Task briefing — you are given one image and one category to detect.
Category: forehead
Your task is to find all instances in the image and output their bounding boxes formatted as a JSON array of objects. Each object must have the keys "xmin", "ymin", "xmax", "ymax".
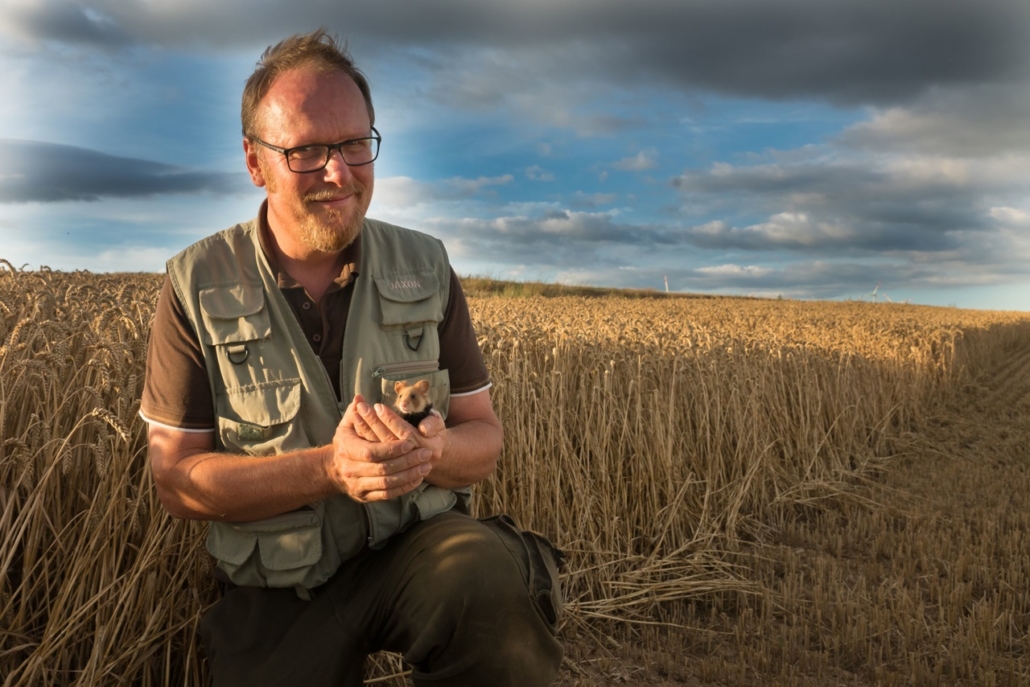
[{"xmin": 257, "ymin": 68, "xmax": 369, "ymax": 144}]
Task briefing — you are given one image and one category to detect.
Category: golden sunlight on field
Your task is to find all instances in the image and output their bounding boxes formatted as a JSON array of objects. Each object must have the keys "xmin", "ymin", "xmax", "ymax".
[{"xmin": 2, "ymin": 265, "xmax": 1029, "ymax": 685}]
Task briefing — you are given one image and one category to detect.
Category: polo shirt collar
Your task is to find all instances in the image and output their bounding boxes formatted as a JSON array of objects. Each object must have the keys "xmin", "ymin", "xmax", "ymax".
[{"xmin": 255, "ymin": 200, "xmax": 362, "ymax": 291}]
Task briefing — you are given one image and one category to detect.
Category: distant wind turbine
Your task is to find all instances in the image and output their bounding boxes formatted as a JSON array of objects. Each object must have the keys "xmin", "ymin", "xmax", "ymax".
[{"xmin": 872, "ymin": 283, "xmax": 910, "ymax": 305}]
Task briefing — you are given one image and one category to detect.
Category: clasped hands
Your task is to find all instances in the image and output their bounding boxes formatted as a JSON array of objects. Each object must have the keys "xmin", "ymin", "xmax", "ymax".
[{"xmin": 327, "ymin": 394, "xmax": 445, "ymax": 503}]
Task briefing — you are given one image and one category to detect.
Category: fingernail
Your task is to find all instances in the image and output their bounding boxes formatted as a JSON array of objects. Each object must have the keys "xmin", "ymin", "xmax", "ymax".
[
  {"xmin": 419, "ymin": 449, "xmax": 431, "ymax": 462},
  {"xmin": 402, "ymin": 441, "xmax": 414, "ymax": 452},
  {"xmin": 418, "ymin": 462, "xmax": 432, "ymax": 474},
  {"xmin": 357, "ymin": 402, "xmax": 369, "ymax": 415},
  {"xmin": 374, "ymin": 404, "xmax": 385, "ymax": 416}
]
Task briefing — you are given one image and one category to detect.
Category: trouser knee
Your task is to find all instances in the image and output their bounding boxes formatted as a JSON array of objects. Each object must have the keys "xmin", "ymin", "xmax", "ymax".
[{"xmin": 397, "ymin": 513, "xmax": 564, "ymax": 685}]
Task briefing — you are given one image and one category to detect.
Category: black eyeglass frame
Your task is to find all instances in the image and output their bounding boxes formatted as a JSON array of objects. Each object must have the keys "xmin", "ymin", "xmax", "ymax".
[{"xmin": 248, "ymin": 127, "xmax": 382, "ymax": 173}]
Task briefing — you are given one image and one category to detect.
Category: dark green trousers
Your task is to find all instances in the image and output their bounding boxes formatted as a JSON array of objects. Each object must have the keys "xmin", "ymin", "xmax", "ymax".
[{"xmin": 199, "ymin": 511, "xmax": 564, "ymax": 686}]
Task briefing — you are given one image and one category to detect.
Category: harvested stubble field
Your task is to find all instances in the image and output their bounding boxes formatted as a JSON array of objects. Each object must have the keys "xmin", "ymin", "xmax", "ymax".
[{"xmin": 2, "ymin": 265, "xmax": 1030, "ymax": 686}]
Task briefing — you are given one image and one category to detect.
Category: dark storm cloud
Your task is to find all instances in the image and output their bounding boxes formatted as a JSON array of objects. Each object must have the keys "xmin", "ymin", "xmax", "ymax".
[
  {"xmin": 679, "ymin": 217, "xmax": 954, "ymax": 253},
  {"xmin": 671, "ymin": 156, "xmax": 1010, "ymax": 253},
  {"xmin": 10, "ymin": 0, "xmax": 1030, "ymax": 105},
  {"xmin": 3, "ymin": 0, "xmax": 129, "ymax": 48},
  {"xmin": 453, "ymin": 210, "xmax": 675, "ymax": 249},
  {"xmin": 836, "ymin": 87, "xmax": 1030, "ymax": 157},
  {"xmin": 422, "ymin": 210, "xmax": 682, "ymax": 267},
  {"xmin": 0, "ymin": 140, "xmax": 249, "ymax": 203}
]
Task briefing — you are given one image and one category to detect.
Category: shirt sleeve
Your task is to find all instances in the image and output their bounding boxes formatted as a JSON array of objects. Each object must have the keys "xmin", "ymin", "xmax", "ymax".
[
  {"xmin": 139, "ymin": 276, "xmax": 217, "ymax": 430},
  {"xmin": 437, "ymin": 269, "xmax": 491, "ymax": 395}
]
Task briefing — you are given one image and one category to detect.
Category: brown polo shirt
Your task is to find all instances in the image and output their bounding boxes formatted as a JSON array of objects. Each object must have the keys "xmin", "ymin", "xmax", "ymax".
[{"xmin": 141, "ymin": 212, "xmax": 490, "ymax": 431}]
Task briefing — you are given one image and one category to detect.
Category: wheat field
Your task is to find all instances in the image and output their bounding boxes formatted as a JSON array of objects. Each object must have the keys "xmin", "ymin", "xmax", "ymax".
[{"xmin": 2, "ymin": 264, "xmax": 1029, "ymax": 685}]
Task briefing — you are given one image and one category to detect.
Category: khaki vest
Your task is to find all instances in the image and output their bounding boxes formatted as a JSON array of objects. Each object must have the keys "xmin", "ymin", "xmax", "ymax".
[{"xmin": 166, "ymin": 217, "xmax": 469, "ymax": 590}]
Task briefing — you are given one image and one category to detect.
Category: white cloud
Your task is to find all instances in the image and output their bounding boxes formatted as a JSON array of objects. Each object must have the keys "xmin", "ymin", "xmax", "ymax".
[
  {"xmin": 571, "ymin": 191, "xmax": 616, "ymax": 207},
  {"xmin": 371, "ymin": 176, "xmax": 434, "ymax": 209},
  {"xmin": 691, "ymin": 220, "xmax": 730, "ymax": 235},
  {"xmin": 696, "ymin": 264, "xmax": 774, "ymax": 278},
  {"xmin": 613, "ymin": 148, "xmax": 658, "ymax": 171},
  {"xmin": 990, "ymin": 206, "xmax": 1030, "ymax": 227},
  {"xmin": 745, "ymin": 213, "xmax": 854, "ymax": 246},
  {"xmin": 525, "ymin": 165, "xmax": 554, "ymax": 181},
  {"xmin": 838, "ymin": 88, "xmax": 1030, "ymax": 158},
  {"xmin": 538, "ymin": 210, "xmax": 619, "ymax": 236},
  {"xmin": 445, "ymin": 174, "xmax": 513, "ymax": 195},
  {"xmin": 883, "ymin": 157, "xmax": 972, "ymax": 187}
]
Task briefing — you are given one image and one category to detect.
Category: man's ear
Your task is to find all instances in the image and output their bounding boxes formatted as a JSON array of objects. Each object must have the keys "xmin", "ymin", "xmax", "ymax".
[{"xmin": 243, "ymin": 138, "xmax": 267, "ymax": 188}]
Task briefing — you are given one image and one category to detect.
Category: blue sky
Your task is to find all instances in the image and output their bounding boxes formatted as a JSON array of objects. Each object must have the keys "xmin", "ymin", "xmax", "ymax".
[{"xmin": 2, "ymin": 0, "xmax": 1029, "ymax": 310}]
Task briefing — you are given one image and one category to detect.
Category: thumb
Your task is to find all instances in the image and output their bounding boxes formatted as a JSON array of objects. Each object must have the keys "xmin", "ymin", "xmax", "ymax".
[{"xmin": 418, "ymin": 411, "xmax": 445, "ymax": 436}]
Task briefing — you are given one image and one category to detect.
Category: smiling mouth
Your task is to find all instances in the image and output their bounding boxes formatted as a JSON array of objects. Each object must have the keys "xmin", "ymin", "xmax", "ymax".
[
  {"xmin": 304, "ymin": 188, "xmax": 359, "ymax": 206},
  {"xmin": 308, "ymin": 194, "xmax": 351, "ymax": 206}
]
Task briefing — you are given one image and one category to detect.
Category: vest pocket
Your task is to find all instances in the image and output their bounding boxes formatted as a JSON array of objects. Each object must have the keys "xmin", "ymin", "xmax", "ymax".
[
  {"xmin": 206, "ymin": 508, "xmax": 326, "ymax": 588},
  {"xmin": 198, "ymin": 283, "xmax": 271, "ymax": 345},
  {"xmin": 376, "ymin": 366, "xmax": 451, "ymax": 420},
  {"xmin": 480, "ymin": 514, "xmax": 565, "ymax": 633},
  {"xmin": 373, "ymin": 273, "xmax": 443, "ymax": 328},
  {"xmin": 411, "ymin": 483, "xmax": 456, "ymax": 520},
  {"xmin": 216, "ymin": 378, "xmax": 303, "ymax": 455}
]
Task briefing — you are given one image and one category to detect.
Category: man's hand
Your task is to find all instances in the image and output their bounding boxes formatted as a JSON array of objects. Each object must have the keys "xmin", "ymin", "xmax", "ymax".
[
  {"xmin": 351, "ymin": 396, "xmax": 447, "ymax": 464},
  {"xmin": 337, "ymin": 388, "xmax": 502, "ymax": 493},
  {"xmin": 327, "ymin": 394, "xmax": 436, "ymax": 502}
]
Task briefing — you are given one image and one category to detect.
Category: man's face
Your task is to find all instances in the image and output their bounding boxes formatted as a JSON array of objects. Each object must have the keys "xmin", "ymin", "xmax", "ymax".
[{"xmin": 245, "ymin": 68, "xmax": 374, "ymax": 256}]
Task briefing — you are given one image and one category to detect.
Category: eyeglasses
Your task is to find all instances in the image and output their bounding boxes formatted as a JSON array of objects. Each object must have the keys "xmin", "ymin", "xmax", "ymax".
[{"xmin": 250, "ymin": 127, "xmax": 381, "ymax": 173}]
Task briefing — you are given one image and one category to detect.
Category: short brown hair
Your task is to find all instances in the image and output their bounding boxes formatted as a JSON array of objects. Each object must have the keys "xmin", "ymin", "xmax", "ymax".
[{"xmin": 241, "ymin": 28, "xmax": 375, "ymax": 139}]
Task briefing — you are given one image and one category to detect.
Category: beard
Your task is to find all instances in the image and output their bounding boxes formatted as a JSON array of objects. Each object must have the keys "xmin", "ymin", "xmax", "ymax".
[
  {"xmin": 259, "ymin": 155, "xmax": 370, "ymax": 255},
  {"xmin": 297, "ymin": 187, "xmax": 366, "ymax": 253}
]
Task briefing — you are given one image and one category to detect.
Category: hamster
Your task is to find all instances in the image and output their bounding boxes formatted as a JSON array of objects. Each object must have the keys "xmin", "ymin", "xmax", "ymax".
[{"xmin": 392, "ymin": 379, "xmax": 434, "ymax": 426}]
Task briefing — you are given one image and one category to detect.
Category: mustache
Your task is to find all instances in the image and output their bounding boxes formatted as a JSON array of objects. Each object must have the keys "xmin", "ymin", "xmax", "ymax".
[{"xmin": 303, "ymin": 186, "xmax": 362, "ymax": 203}]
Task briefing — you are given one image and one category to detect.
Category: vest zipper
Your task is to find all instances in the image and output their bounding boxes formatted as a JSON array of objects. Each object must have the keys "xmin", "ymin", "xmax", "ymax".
[{"xmin": 371, "ymin": 360, "xmax": 440, "ymax": 378}]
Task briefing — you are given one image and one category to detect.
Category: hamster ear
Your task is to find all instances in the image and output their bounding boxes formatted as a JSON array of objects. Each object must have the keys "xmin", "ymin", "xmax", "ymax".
[
  {"xmin": 394, "ymin": 381, "xmax": 405, "ymax": 393},
  {"xmin": 415, "ymin": 379, "xmax": 430, "ymax": 393}
]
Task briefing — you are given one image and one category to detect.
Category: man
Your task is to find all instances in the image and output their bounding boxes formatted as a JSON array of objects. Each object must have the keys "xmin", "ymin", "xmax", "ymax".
[{"xmin": 141, "ymin": 29, "xmax": 563, "ymax": 686}]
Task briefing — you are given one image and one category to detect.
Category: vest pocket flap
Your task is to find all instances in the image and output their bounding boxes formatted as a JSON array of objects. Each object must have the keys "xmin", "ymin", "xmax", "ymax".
[
  {"xmin": 374, "ymin": 273, "xmax": 439, "ymax": 302},
  {"xmin": 221, "ymin": 378, "xmax": 301, "ymax": 428},
  {"xmin": 206, "ymin": 525, "xmax": 258, "ymax": 567},
  {"xmin": 199, "ymin": 283, "xmax": 271, "ymax": 344},
  {"xmin": 235, "ymin": 510, "xmax": 324, "ymax": 572},
  {"xmin": 373, "ymin": 273, "xmax": 442, "ymax": 326},
  {"xmin": 411, "ymin": 483, "xmax": 457, "ymax": 521}
]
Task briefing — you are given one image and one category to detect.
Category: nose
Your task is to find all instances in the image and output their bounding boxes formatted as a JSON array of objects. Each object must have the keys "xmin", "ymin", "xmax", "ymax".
[{"xmin": 322, "ymin": 148, "xmax": 354, "ymax": 184}]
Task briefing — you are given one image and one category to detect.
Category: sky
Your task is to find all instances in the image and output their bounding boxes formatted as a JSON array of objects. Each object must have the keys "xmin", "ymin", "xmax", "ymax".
[{"xmin": 1, "ymin": 0, "xmax": 1029, "ymax": 310}]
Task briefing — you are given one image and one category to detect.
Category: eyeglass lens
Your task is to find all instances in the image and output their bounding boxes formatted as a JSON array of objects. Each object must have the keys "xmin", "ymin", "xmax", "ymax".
[{"xmin": 287, "ymin": 138, "xmax": 379, "ymax": 172}]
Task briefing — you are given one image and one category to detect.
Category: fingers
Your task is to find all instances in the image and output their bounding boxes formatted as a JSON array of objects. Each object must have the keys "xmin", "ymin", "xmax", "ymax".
[
  {"xmin": 358, "ymin": 401, "xmax": 418, "ymax": 443},
  {"xmin": 340, "ymin": 395, "xmax": 391, "ymax": 443},
  {"xmin": 355, "ymin": 476, "xmax": 423, "ymax": 503},
  {"xmin": 350, "ymin": 401, "xmax": 380, "ymax": 442},
  {"xmin": 332, "ymin": 399, "xmax": 433, "ymax": 503},
  {"xmin": 338, "ymin": 446, "xmax": 434, "ymax": 503},
  {"xmin": 417, "ymin": 410, "xmax": 445, "ymax": 437}
]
